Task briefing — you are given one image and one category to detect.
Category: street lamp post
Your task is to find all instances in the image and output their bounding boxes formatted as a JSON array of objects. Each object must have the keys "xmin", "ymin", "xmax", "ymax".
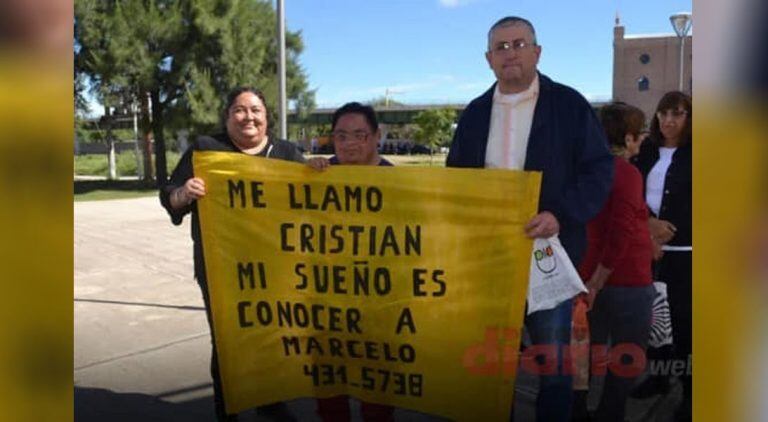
[
  {"xmin": 669, "ymin": 12, "xmax": 692, "ymax": 92},
  {"xmin": 277, "ymin": 0, "xmax": 287, "ymax": 140}
]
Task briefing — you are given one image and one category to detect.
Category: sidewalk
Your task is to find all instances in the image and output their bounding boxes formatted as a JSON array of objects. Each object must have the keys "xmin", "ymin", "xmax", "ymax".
[
  {"xmin": 75, "ymin": 196, "xmax": 217, "ymax": 419},
  {"xmin": 74, "ymin": 197, "xmax": 677, "ymax": 421}
]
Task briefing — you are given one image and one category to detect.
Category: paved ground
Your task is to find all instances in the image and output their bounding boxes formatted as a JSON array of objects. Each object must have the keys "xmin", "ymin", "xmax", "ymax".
[{"xmin": 74, "ymin": 196, "xmax": 679, "ymax": 421}]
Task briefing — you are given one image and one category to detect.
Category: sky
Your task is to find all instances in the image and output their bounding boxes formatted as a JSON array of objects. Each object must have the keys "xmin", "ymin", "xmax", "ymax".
[
  {"xmin": 82, "ymin": 0, "xmax": 693, "ymax": 115},
  {"xmin": 285, "ymin": 0, "xmax": 693, "ymax": 107}
]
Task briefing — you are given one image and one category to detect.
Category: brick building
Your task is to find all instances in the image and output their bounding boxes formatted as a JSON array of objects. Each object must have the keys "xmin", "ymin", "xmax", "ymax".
[{"xmin": 612, "ymin": 15, "xmax": 692, "ymax": 120}]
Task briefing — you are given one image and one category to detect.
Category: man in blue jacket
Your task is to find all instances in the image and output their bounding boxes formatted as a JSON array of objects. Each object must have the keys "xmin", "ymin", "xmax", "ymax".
[{"xmin": 446, "ymin": 16, "xmax": 613, "ymax": 421}]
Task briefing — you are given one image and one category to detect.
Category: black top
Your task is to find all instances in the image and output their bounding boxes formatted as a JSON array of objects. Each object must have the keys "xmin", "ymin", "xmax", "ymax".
[
  {"xmin": 631, "ymin": 139, "xmax": 692, "ymax": 247},
  {"xmin": 159, "ymin": 133, "xmax": 305, "ymax": 285}
]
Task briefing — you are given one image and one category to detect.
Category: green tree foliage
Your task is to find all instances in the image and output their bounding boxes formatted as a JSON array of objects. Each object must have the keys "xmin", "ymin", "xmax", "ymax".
[
  {"xmin": 413, "ymin": 108, "xmax": 457, "ymax": 154},
  {"xmin": 288, "ymin": 88, "xmax": 317, "ymax": 140},
  {"xmin": 74, "ymin": 72, "xmax": 91, "ymax": 118},
  {"xmin": 75, "ymin": 0, "xmax": 314, "ymax": 183}
]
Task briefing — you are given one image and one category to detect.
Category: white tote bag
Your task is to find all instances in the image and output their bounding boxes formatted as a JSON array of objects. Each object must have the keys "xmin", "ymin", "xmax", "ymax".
[{"xmin": 527, "ymin": 235, "xmax": 587, "ymax": 314}]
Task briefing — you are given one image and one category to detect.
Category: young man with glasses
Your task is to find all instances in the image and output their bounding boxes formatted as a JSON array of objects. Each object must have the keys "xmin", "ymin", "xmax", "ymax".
[
  {"xmin": 309, "ymin": 102, "xmax": 392, "ymax": 169},
  {"xmin": 307, "ymin": 101, "xmax": 393, "ymax": 421},
  {"xmin": 446, "ymin": 16, "xmax": 614, "ymax": 421}
]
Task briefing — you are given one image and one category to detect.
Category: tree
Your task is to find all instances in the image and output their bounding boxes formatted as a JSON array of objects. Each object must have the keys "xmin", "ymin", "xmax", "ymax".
[
  {"xmin": 288, "ymin": 88, "xmax": 317, "ymax": 141},
  {"xmin": 413, "ymin": 108, "xmax": 457, "ymax": 159},
  {"xmin": 75, "ymin": 0, "xmax": 314, "ymax": 185},
  {"xmin": 74, "ymin": 71, "xmax": 91, "ymax": 118}
]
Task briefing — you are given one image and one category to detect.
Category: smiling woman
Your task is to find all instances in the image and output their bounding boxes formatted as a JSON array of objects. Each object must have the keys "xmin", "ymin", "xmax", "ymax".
[
  {"xmin": 158, "ymin": 86, "xmax": 305, "ymax": 421},
  {"xmin": 224, "ymin": 89, "xmax": 271, "ymax": 154}
]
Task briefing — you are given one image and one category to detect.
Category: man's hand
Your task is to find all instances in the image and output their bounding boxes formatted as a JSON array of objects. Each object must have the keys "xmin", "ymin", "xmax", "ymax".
[
  {"xmin": 525, "ymin": 211, "xmax": 560, "ymax": 238},
  {"xmin": 649, "ymin": 217, "xmax": 676, "ymax": 244}
]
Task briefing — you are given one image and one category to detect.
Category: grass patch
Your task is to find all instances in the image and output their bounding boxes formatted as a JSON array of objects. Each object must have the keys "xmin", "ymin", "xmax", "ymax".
[
  {"xmin": 74, "ymin": 151, "xmax": 182, "ymax": 176},
  {"xmin": 74, "ymin": 189, "xmax": 158, "ymax": 202},
  {"xmin": 74, "ymin": 179, "xmax": 158, "ymax": 202}
]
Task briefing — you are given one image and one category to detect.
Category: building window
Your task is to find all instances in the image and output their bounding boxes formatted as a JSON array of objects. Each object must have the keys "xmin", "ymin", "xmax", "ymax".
[
  {"xmin": 639, "ymin": 53, "xmax": 650, "ymax": 64},
  {"xmin": 638, "ymin": 76, "xmax": 649, "ymax": 91}
]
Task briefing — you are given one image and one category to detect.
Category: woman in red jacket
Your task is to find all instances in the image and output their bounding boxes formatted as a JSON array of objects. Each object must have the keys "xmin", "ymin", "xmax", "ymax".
[{"xmin": 578, "ymin": 102, "xmax": 656, "ymax": 421}]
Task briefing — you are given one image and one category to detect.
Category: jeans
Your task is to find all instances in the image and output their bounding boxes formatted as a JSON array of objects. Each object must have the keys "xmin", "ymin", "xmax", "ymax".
[{"xmin": 523, "ymin": 298, "xmax": 574, "ymax": 422}]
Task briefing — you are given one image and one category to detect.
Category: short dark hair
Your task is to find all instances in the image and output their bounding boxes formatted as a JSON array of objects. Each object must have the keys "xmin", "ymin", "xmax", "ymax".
[
  {"xmin": 488, "ymin": 16, "xmax": 537, "ymax": 51},
  {"xmin": 649, "ymin": 91, "xmax": 692, "ymax": 147},
  {"xmin": 599, "ymin": 102, "xmax": 646, "ymax": 152},
  {"xmin": 331, "ymin": 102, "xmax": 379, "ymax": 132},
  {"xmin": 220, "ymin": 86, "xmax": 269, "ymax": 132}
]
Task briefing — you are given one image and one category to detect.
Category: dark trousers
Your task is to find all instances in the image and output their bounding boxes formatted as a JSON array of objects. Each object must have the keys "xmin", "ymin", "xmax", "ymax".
[
  {"xmin": 198, "ymin": 279, "xmax": 237, "ymax": 421},
  {"xmin": 316, "ymin": 395, "xmax": 394, "ymax": 421},
  {"xmin": 589, "ymin": 284, "xmax": 654, "ymax": 421},
  {"xmin": 659, "ymin": 251, "xmax": 692, "ymax": 416},
  {"xmin": 209, "ymin": 342, "xmax": 236, "ymax": 421}
]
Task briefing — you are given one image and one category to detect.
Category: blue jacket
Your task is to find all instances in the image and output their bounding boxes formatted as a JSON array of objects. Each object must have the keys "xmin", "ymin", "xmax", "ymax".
[{"xmin": 446, "ymin": 73, "xmax": 613, "ymax": 265}]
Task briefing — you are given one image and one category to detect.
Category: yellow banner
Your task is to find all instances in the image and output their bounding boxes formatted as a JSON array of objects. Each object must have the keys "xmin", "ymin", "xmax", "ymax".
[{"xmin": 194, "ymin": 151, "xmax": 541, "ymax": 421}]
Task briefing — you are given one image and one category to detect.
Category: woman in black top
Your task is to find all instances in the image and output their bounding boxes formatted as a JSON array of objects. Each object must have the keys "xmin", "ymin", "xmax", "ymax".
[
  {"xmin": 632, "ymin": 91, "xmax": 692, "ymax": 421},
  {"xmin": 159, "ymin": 86, "xmax": 304, "ymax": 421}
]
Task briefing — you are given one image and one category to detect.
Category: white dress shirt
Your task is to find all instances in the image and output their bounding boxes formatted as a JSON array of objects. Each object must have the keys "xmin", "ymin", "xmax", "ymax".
[{"xmin": 485, "ymin": 75, "xmax": 540, "ymax": 170}]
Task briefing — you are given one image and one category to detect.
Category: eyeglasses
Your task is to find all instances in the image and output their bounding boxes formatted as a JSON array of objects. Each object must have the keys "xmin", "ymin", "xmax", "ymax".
[
  {"xmin": 491, "ymin": 39, "xmax": 535, "ymax": 53},
  {"xmin": 331, "ymin": 130, "xmax": 371, "ymax": 143},
  {"xmin": 656, "ymin": 109, "xmax": 688, "ymax": 120}
]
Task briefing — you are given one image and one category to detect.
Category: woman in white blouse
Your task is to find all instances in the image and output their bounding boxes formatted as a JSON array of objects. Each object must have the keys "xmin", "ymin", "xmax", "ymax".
[{"xmin": 631, "ymin": 91, "xmax": 692, "ymax": 422}]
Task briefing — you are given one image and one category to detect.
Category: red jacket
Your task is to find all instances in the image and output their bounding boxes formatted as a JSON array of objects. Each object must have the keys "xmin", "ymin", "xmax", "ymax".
[{"xmin": 578, "ymin": 157, "xmax": 652, "ymax": 287}]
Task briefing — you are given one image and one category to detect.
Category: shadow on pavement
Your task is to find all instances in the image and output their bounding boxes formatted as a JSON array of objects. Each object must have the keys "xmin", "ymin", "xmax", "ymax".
[
  {"xmin": 74, "ymin": 298, "xmax": 205, "ymax": 312},
  {"xmin": 75, "ymin": 377, "xmax": 677, "ymax": 421},
  {"xmin": 75, "ymin": 387, "xmax": 215, "ymax": 422}
]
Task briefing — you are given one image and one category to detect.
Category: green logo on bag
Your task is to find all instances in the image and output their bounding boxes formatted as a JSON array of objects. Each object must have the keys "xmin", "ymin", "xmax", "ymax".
[{"xmin": 534, "ymin": 244, "xmax": 557, "ymax": 274}]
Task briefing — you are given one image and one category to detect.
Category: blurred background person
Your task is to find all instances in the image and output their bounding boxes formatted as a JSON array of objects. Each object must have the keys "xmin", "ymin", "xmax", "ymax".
[
  {"xmin": 160, "ymin": 86, "xmax": 304, "ymax": 421},
  {"xmin": 575, "ymin": 102, "xmax": 655, "ymax": 422},
  {"xmin": 0, "ymin": 0, "xmax": 71, "ymax": 53},
  {"xmin": 631, "ymin": 91, "xmax": 692, "ymax": 422}
]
